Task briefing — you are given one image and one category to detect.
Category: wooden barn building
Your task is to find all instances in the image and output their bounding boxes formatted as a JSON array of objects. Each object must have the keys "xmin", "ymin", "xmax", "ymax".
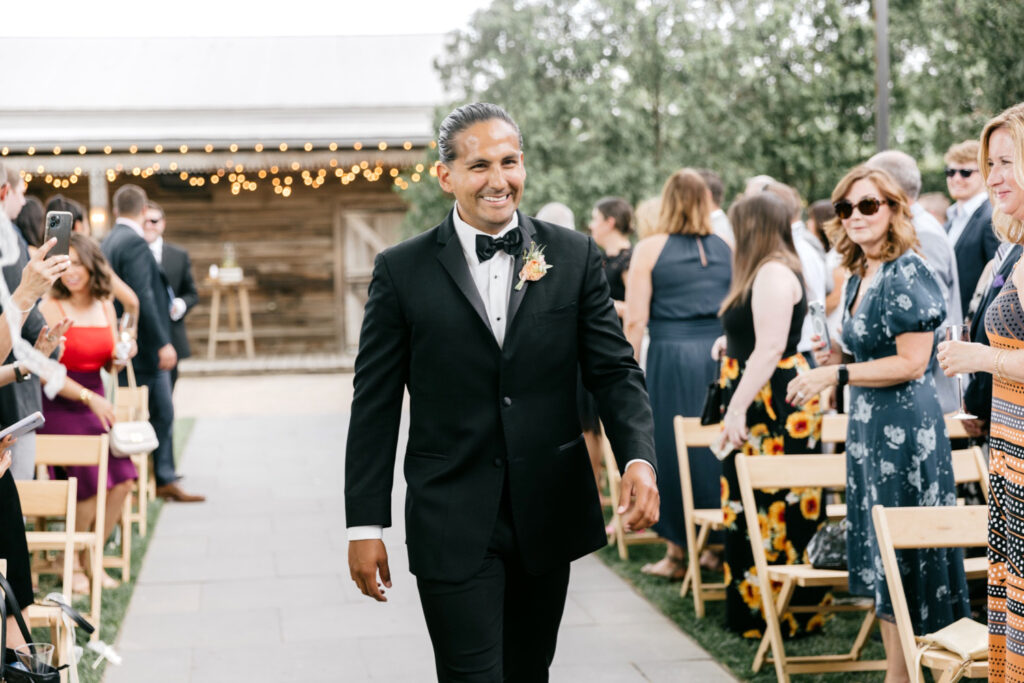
[{"xmin": 0, "ymin": 35, "xmax": 447, "ymax": 357}]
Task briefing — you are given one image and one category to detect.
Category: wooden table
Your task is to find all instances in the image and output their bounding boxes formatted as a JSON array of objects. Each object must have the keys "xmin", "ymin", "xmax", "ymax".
[{"xmin": 205, "ymin": 277, "xmax": 256, "ymax": 359}]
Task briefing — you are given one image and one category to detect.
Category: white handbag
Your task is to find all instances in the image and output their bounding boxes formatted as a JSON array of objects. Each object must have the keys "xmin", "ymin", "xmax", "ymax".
[{"xmin": 108, "ymin": 363, "xmax": 158, "ymax": 458}]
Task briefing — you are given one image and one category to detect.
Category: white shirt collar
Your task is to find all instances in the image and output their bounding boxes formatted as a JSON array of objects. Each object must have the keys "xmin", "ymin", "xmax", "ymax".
[
  {"xmin": 451, "ymin": 203, "xmax": 520, "ymax": 267},
  {"xmin": 117, "ymin": 216, "xmax": 145, "ymax": 239},
  {"xmin": 149, "ymin": 236, "xmax": 163, "ymax": 262},
  {"xmin": 711, "ymin": 208, "xmax": 725, "ymax": 219},
  {"xmin": 948, "ymin": 190, "xmax": 988, "ymax": 221}
]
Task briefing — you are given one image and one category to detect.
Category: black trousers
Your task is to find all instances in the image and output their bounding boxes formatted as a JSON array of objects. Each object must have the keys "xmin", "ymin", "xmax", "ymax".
[
  {"xmin": 416, "ymin": 478, "xmax": 570, "ymax": 682},
  {"xmin": 124, "ymin": 368, "xmax": 176, "ymax": 486}
]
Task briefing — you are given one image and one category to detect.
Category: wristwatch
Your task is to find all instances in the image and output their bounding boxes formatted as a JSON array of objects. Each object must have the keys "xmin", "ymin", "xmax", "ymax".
[
  {"xmin": 836, "ymin": 364, "xmax": 849, "ymax": 388},
  {"xmin": 13, "ymin": 361, "xmax": 30, "ymax": 383}
]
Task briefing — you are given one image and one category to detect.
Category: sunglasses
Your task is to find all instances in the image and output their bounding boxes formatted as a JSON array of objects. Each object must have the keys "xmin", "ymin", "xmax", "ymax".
[
  {"xmin": 145, "ymin": 217, "xmax": 163, "ymax": 224},
  {"xmin": 833, "ymin": 197, "xmax": 890, "ymax": 219},
  {"xmin": 945, "ymin": 168, "xmax": 977, "ymax": 179}
]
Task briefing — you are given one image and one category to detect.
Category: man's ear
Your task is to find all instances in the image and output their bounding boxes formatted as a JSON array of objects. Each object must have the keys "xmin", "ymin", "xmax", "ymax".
[
  {"xmin": 0, "ymin": 184, "xmax": 7, "ymax": 201},
  {"xmin": 436, "ymin": 161, "xmax": 453, "ymax": 194}
]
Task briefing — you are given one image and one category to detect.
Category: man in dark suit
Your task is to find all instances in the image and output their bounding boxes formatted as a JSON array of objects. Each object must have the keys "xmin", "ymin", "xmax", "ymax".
[
  {"xmin": 944, "ymin": 139, "xmax": 1001, "ymax": 308},
  {"xmin": 963, "ymin": 243, "xmax": 1023, "ymax": 437},
  {"xmin": 102, "ymin": 185, "xmax": 203, "ymax": 503},
  {"xmin": 143, "ymin": 201, "xmax": 198, "ymax": 389},
  {"xmin": 345, "ymin": 103, "xmax": 659, "ymax": 682}
]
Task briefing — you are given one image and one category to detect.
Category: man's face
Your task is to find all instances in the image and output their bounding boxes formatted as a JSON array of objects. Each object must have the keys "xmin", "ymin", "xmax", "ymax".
[
  {"xmin": 946, "ymin": 161, "xmax": 984, "ymax": 202},
  {"xmin": 0, "ymin": 179, "xmax": 26, "ymax": 221},
  {"xmin": 143, "ymin": 208, "xmax": 165, "ymax": 244},
  {"xmin": 436, "ymin": 119, "xmax": 525, "ymax": 234}
]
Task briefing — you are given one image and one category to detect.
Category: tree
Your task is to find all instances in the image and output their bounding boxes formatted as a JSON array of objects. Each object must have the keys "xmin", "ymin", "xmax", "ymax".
[{"xmin": 398, "ymin": 0, "xmax": 1017, "ymax": 232}]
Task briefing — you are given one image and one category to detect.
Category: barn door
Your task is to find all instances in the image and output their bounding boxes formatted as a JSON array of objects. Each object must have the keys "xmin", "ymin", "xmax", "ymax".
[{"xmin": 335, "ymin": 209, "xmax": 403, "ymax": 351}]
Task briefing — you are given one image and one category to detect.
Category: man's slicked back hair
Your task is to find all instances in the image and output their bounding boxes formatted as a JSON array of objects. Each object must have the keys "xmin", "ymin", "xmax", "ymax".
[
  {"xmin": 113, "ymin": 184, "xmax": 147, "ymax": 218},
  {"xmin": 437, "ymin": 102, "xmax": 523, "ymax": 164}
]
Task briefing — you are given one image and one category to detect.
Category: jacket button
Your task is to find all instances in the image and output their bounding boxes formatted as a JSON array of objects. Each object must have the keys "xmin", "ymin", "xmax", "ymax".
[
  {"xmin": 503, "ymin": 397, "xmax": 512, "ymax": 406},
  {"xmin": 493, "ymin": 458, "xmax": 504, "ymax": 467}
]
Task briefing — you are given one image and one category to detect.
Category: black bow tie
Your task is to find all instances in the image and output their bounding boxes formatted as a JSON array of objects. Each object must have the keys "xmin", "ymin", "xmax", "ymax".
[{"xmin": 475, "ymin": 229, "xmax": 522, "ymax": 262}]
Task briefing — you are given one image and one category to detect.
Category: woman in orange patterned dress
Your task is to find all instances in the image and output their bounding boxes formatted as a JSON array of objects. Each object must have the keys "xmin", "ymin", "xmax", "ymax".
[{"xmin": 938, "ymin": 102, "xmax": 1024, "ymax": 683}]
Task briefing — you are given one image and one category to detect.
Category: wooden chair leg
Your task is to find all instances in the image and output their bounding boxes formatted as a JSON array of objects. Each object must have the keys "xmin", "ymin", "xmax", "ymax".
[
  {"xmin": 848, "ymin": 609, "xmax": 876, "ymax": 660},
  {"xmin": 683, "ymin": 522, "xmax": 711, "ymax": 615},
  {"xmin": 754, "ymin": 576, "xmax": 796, "ymax": 673}
]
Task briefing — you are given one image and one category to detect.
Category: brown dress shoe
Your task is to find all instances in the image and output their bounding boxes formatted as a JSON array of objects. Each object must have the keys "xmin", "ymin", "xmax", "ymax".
[{"xmin": 156, "ymin": 483, "xmax": 206, "ymax": 502}]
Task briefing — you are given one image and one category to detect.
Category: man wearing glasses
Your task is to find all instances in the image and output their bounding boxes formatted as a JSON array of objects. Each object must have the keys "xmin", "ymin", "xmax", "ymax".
[
  {"xmin": 944, "ymin": 139, "xmax": 999, "ymax": 308},
  {"xmin": 143, "ymin": 201, "xmax": 198, "ymax": 389}
]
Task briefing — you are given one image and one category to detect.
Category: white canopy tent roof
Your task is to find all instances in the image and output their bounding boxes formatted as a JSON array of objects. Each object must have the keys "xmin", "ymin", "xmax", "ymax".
[{"xmin": 0, "ymin": 35, "xmax": 449, "ymax": 150}]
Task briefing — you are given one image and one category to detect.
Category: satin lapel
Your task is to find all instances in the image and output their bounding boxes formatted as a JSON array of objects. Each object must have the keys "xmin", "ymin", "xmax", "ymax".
[
  {"xmin": 435, "ymin": 219, "xmax": 496, "ymax": 341},
  {"xmin": 506, "ymin": 214, "xmax": 539, "ymax": 331}
]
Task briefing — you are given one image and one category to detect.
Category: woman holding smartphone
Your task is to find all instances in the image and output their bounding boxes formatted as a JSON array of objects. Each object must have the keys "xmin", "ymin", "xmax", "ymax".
[{"xmin": 38, "ymin": 233, "xmax": 136, "ymax": 593}]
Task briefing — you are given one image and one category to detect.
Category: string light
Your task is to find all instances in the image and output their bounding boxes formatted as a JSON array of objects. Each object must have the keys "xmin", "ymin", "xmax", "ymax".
[
  {"xmin": 353, "ymin": 142, "xmax": 362, "ymax": 151},
  {"xmin": 179, "ymin": 145, "xmax": 189, "ymax": 153},
  {"xmin": 254, "ymin": 143, "xmax": 263, "ymax": 152},
  {"xmin": 204, "ymin": 144, "xmax": 214, "ymax": 153},
  {"xmin": 27, "ymin": 147, "xmax": 35, "ymax": 155},
  {"xmin": 279, "ymin": 143, "xmax": 288, "ymax": 152},
  {"xmin": 303, "ymin": 142, "xmax": 313, "ymax": 151},
  {"xmin": 230, "ymin": 143, "xmax": 239, "ymax": 153},
  {"xmin": 154, "ymin": 144, "xmax": 164, "ymax": 153},
  {"xmin": 129, "ymin": 145, "xmax": 138, "ymax": 154},
  {"xmin": 0, "ymin": 147, "xmax": 7, "ymax": 156},
  {"xmin": 378, "ymin": 142, "xmax": 387, "ymax": 151},
  {"xmin": 328, "ymin": 142, "xmax": 338, "ymax": 151},
  {"xmin": 78, "ymin": 146, "xmax": 87, "ymax": 154},
  {"xmin": 52, "ymin": 146, "xmax": 61, "ymax": 155}
]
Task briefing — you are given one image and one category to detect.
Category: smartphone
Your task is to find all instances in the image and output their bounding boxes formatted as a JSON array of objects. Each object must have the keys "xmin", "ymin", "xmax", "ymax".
[
  {"xmin": 808, "ymin": 301, "xmax": 830, "ymax": 354},
  {"xmin": 0, "ymin": 411, "xmax": 45, "ymax": 442},
  {"xmin": 43, "ymin": 211, "xmax": 73, "ymax": 259}
]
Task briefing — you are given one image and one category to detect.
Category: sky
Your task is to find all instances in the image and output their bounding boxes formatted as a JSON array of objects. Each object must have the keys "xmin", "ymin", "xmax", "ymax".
[{"xmin": 2, "ymin": 0, "xmax": 491, "ymax": 37}]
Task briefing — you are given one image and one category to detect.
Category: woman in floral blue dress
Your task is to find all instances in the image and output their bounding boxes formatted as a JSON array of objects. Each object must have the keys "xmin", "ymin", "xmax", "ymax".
[{"xmin": 787, "ymin": 165, "xmax": 969, "ymax": 679}]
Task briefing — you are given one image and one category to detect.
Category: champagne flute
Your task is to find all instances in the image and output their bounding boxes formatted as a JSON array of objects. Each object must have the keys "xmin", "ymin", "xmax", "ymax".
[
  {"xmin": 944, "ymin": 324, "xmax": 978, "ymax": 420},
  {"xmin": 116, "ymin": 313, "xmax": 135, "ymax": 361}
]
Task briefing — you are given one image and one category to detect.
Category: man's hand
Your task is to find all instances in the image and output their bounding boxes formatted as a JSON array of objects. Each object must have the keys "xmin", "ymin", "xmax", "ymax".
[
  {"xmin": 349, "ymin": 539, "xmax": 392, "ymax": 602},
  {"xmin": 618, "ymin": 462, "xmax": 659, "ymax": 533},
  {"xmin": 157, "ymin": 343, "xmax": 178, "ymax": 370}
]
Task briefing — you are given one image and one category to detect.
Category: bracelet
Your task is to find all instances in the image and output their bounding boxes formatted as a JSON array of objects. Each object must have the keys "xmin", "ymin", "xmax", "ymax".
[
  {"xmin": 79, "ymin": 388, "xmax": 91, "ymax": 405},
  {"xmin": 995, "ymin": 350, "xmax": 1009, "ymax": 383}
]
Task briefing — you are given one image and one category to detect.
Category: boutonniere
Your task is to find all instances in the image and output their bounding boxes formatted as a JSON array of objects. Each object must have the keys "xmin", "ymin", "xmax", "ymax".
[
  {"xmin": 515, "ymin": 241, "xmax": 553, "ymax": 291},
  {"xmin": 993, "ymin": 273, "xmax": 1006, "ymax": 290}
]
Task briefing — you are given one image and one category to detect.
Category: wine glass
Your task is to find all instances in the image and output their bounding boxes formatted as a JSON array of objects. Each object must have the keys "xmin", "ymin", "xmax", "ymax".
[
  {"xmin": 116, "ymin": 313, "xmax": 135, "ymax": 360},
  {"xmin": 944, "ymin": 324, "xmax": 978, "ymax": 420}
]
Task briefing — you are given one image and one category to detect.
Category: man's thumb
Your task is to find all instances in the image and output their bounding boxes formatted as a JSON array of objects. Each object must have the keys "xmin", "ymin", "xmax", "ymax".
[{"xmin": 379, "ymin": 558, "xmax": 392, "ymax": 587}]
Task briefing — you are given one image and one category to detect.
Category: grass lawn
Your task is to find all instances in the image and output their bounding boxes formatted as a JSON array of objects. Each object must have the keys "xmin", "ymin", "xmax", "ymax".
[
  {"xmin": 596, "ymin": 542, "xmax": 888, "ymax": 682},
  {"xmin": 32, "ymin": 417, "xmax": 196, "ymax": 683}
]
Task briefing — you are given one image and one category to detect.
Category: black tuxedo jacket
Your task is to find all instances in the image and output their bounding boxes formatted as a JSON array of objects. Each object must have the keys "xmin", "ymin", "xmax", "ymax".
[
  {"xmin": 101, "ymin": 223, "xmax": 172, "ymax": 375},
  {"xmin": 160, "ymin": 242, "xmax": 199, "ymax": 360},
  {"xmin": 947, "ymin": 199, "xmax": 999, "ymax": 308},
  {"xmin": 965, "ymin": 244, "xmax": 1023, "ymax": 421},
  {"xmin": 345, "ymin": 211, "xmax": 656, "ymax": 582}
]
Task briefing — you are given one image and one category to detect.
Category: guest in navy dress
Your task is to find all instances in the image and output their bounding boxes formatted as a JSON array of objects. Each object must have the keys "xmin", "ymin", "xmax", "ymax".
[{"xmin": 625, "ymin": 169, "xmax": 732, "ymax": 578}]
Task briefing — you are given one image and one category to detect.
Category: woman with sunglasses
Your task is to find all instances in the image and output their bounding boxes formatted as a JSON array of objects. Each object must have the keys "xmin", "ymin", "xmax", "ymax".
[
  {"xmin": 937, "ymin": 102, "xmax": 1024, "ymax": 683},
  {"xmin": 787, "ymin": 165, "xmax": 969, "ymax": 680}
]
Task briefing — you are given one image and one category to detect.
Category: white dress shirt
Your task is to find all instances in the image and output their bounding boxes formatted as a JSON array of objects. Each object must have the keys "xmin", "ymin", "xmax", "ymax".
[
  {"xmin": 148, "ymin": 236, "xmax": 188, "ymax": 321},
  {"xmin": 349, "ymin": 204, "xmax": 652, "ymax": 542},
  {"xmin": 945, "ymin": 190, "xmax": 988, "ymax": 248}
]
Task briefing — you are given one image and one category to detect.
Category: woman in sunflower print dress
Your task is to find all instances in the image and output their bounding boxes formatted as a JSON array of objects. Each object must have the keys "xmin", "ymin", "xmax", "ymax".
[
  {"xmin": 937, "ymin": 103, "xmax": 1024, "ymax": 683},
  {"xmin": 717, "ymin": 194, "xmax": 827, "ymax": 638},
  {"xmin": 790, "ymin": 165, "xmax": 968, "ymax": 680}
]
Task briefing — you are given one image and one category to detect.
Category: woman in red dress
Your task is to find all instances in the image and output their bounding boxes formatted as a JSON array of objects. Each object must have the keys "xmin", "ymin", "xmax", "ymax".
[{"xmin": 39, "ymin": 233, "xmax": 136, "ymax": 593}]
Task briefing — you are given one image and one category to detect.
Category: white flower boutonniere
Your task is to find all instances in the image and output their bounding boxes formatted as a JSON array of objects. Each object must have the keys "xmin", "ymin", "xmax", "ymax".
[{"xmin": 515, "ymin": 241, "xmax": 552, "ymax": 291}]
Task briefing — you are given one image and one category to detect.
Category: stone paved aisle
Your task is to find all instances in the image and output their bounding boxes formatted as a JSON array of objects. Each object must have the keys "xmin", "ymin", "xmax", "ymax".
[{"xmin": 105, "ymin": 375, "xmax": 736, "ymax": 682}]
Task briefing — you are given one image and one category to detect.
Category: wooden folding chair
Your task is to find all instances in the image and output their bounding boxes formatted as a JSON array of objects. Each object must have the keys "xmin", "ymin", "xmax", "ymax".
[
  {"xmin": 601, "ymin": 432, "xmax": 663, "ymax": 559},
  {"xmin": 17, "ymin": 477, "xmax": 78, "ymax": 667},
  {"xmin": 872, "ymin": 504, "xmax": 988, "ymax": 683},
  {"xmin": 34, "ymin": 434, "xmax": 110, "ymax": 641},
  {"xmin": 735, "ymin": 453, "xmax": 886, "ymax": 681},
  {"xmin": 113, "ymin": 381, "xmax": 152, "ymax": 541},
  {"xmin": 672, "ymin": 417, "xmax": 726, "ymax": 616}
]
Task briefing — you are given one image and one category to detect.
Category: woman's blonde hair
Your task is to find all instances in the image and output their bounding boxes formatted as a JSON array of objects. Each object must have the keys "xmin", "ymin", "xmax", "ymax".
[
  {"xmin": 825, "ymin": 165, "xmax": 918, "ymax": 277},
  {"xmin": 980, "ymin": 102, "xmax": 1024, "ymax": 244},
  {"xmin": 719, "ymin": 193, "xmax": 802, "ymax": 313},
  {"xmin": 654, "ymin": 168, "xmax": 712, "ymax": 236},
  {"xmin": 634, "ymin": 197, "xmax": 660, "ymax": 239}
]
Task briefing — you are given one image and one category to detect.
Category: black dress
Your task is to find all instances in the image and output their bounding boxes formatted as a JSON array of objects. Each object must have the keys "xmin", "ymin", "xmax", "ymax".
[
  {"xmin": 577, "ymin": 247, "xmax": 634, "ymax": 433},
  {"xmin": 0, "ymin": 470, "xmax": 33, "ymax": 611},
  {"xmin": 719, "ymin": 274, "xmax": 829, "ymax": 638}
]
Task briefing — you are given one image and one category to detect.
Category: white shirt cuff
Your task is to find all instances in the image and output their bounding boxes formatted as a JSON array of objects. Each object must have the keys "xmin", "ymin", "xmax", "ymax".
[
  {"xmin": 347, "ymin": 525, "xmax": 384, "ymax": 541},
  {"xmin": 624, "ymin": 459, "xmax": 655, "ymax": 477}
]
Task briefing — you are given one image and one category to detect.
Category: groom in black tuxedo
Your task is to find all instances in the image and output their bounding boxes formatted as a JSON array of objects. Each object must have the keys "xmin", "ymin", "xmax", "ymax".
[{"xmin": 345, "ymin": 103, "xmax": 659, "ymax": 681}]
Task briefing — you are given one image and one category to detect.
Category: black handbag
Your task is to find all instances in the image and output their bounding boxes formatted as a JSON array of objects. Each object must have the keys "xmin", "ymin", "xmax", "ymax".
[
  {"xmin": 806, "ymin": 519, "xmax": 848, "ymax": 570},
  {"xmin": 700, "ymin": 362, "xmax": 725, "ymax": 426},
  {"xmin": 0, "ymin": 574, "xmax": 65, "ymax": 683}
]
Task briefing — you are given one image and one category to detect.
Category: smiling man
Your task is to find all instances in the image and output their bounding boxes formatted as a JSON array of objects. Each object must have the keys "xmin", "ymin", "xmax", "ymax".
[
  {"xmin": 344, "ymin": 102, "xmax": 659, "ymax": 682},
  {"xmin": 944, "ymin": 139, "xmax": 1000, "ymax": 308}
]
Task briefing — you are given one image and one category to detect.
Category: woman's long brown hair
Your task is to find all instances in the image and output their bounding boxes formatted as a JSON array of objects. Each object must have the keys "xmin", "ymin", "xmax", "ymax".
[{"xmin": 719, "ymin": 193, "xmax": 802, "ymax": 314}]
